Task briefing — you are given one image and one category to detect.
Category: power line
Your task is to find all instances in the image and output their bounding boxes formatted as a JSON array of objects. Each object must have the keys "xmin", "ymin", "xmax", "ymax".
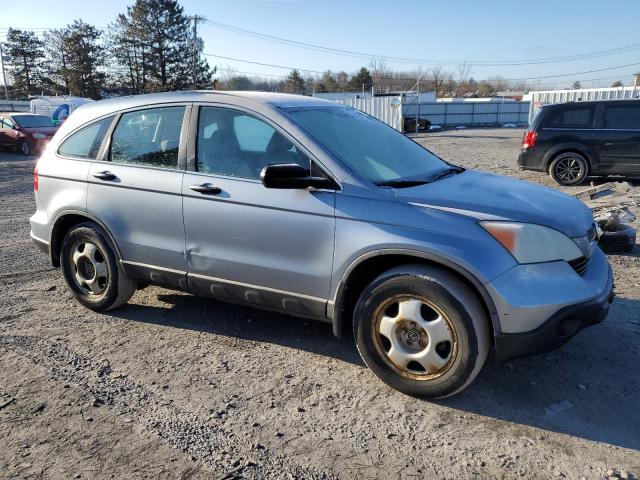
[
  {"xmin": 203, "ymin": 20, "xmax": 640, "ymax": 67},
  {"xmin": 208, "ymin": 51, "xmax": 640, "ymax": 83}
]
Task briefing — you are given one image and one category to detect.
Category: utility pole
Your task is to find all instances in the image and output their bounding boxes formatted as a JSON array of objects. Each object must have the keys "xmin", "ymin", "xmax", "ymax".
[
  {"xmin": 0, "ymin": 42, "xmax": 8, "ymax": 100},
  {"xmin": 634, "ymin": 73, "xmax": 640, "ymax": 98},
  {"xmin": 191, "ymin": 15, "xmax": 206, "ymax": 90}
]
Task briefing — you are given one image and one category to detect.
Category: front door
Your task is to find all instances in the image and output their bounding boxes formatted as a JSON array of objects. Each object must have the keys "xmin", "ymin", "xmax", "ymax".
[
  {"xmin": 87, "ymin": 104, "xmax": 189, "ymax": 290},
  {"xmin": 182, "ymin": 105, "xmax": 336, "ymax": 319},
  {"xmin": 592, "ymin": 102, "xmax": 640, "ymax": 175}
]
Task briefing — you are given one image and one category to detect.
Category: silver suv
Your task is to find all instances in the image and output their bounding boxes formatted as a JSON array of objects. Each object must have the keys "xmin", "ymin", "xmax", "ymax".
[{"xmin": 30, "ymin": 91, "xmax": 614, "ymax": 398}]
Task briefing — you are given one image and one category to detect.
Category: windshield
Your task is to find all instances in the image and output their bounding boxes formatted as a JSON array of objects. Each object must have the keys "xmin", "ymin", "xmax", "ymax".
[
  {"xmin": 14, "ymin": 115, "xmax": 52, "ymax": 128},
  {"xmin": 283, "ymin": 105, "xmax": 449, "ymax": 184}
]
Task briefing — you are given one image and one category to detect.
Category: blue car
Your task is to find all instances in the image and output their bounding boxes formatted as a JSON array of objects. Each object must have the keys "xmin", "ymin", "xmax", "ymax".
[{"xmin": 30, "ymin": 91, "xmax": 614, "ymax": 398}]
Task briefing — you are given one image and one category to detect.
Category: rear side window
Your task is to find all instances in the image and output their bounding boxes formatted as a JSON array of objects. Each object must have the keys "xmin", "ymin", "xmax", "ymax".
[
  {"xmin": 603, "ymin": 104, "xmax": 640, "ymax": 129},
  {"xmin": 110, "ymin": 106, "xmax": 185, "ymax": 169},
  {"xmin": 58, "ymin": 116, "xmax": 113, "ymax": 159},
  {"xmin": 544, "ymin": 106, "xmax": 595, "ymax": 128}
]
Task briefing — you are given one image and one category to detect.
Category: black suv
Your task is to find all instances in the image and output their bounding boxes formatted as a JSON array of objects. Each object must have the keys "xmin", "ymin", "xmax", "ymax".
[{"xmin": 518, "ymin": 99, "xmax": 640, "ymax": 185}]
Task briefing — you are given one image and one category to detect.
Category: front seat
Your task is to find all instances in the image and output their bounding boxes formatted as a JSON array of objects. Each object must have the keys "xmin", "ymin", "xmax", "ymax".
[{"xmin": 202, "ymin": 121, "xmax": 253, "ymax": 178}]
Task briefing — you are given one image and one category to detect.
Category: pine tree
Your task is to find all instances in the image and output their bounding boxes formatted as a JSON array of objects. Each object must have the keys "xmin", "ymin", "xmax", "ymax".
[
  {"xmin": 349, "ymin": 67, "xmax": 374, "ymax": 93},
  {"xmin": 109, "ymin": 0, "xmax": 213, "ymax": 92},
  {"xmin": 571, "ymin": 81, "xmax": 582, "ymax": 90},
  {"xmin": 4, "ymin": 28, "xmax": 46, "ymax": 98},
  {"xmin": 61, "ymin": 20, "xmax": 106, "ymax": 99},
  {"xmin": 283, "ymin": 69, "xmax": 305, "ymax": 94}
]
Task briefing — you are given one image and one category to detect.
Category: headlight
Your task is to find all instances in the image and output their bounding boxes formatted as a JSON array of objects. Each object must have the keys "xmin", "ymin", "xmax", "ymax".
[
  {"xmin": 481, "ymin": 221, "xmax": 583, "ymax": 264},
  {"xmin": 32, "ymin": 133, "xmax": 47, "ymax": 139}
]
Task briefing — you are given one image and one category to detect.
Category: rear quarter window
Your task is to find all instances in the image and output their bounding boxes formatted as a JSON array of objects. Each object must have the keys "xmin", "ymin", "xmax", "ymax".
[
  {"xmin": 543, "ymin": 106, "xmax": 595, "ymax": 128},
  {"xmin": 603, "ymin": 104, "xmax": 640, "ymax": 129},
  {"xmin": 58, "ymin": 116, "xmax": 114, "ymax": 159}
]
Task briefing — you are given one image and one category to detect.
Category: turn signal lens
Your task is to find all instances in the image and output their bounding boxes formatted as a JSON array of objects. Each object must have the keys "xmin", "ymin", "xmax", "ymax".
[{"xmin": 33, "ymin": 164, "xmax": 39, "ymax": 192}]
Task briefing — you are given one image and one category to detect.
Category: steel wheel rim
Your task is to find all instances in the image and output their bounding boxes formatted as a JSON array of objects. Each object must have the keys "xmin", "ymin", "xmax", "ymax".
[
  {"xmin": 556, "ymin": 157, "xmax": 583, "ymax": 182},
  {"xmin": 372, "ymin": 295, "xmax": 458, "ymax": 381},
  {"xmin": 70, "ymin": 241, "xmax": 109, "ymax": 296}
]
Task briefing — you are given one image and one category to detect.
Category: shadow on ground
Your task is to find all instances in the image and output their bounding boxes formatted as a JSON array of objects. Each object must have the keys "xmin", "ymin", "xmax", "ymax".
[{"xmin": 110, "ymin": 290, "xmax": 640, "ymax": 452}]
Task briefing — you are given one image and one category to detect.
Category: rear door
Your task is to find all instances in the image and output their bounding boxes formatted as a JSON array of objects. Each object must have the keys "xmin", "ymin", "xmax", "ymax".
[
  {"xmin": 592, "ymin": 102, "xmax": 640, "ymax": 175},
  {"xmin": 181, "ymin": 104, "xmax": 336, "ymax": 319},
  {"xmin": 86, "ymin": 104, "xmax": 190, "ymax": 290}
]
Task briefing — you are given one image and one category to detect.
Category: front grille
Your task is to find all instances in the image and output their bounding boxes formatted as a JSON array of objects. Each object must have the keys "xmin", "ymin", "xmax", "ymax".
[{"xmin": 569, "ymin": 256, "xmax": 590, "ymax": 275}]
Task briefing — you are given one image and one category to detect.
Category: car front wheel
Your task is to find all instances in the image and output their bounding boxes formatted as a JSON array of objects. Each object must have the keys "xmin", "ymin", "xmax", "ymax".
[
  {"xmin": 60, "ymin": 222, "xmax": 136, "ymax": 311},
  {"xmin": 18, "ymin": 140, "xmax": 32, "ymax": 156},
  {"xmin": 353, "ymin": 265, "xmax": 490, "ymax": 398}
]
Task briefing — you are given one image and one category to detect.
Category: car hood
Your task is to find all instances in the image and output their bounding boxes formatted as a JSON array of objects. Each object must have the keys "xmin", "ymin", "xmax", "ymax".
[
  {"xmin": 395, "ymin": 170, "xmax": 594, "ymax": 238},
  {"xmin": 21, "ymin": 126, "xmax": 58, "ymax": 135}
]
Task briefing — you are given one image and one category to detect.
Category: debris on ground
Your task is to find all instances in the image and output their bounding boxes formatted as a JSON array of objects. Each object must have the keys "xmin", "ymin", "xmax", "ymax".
[{"xmin": 574, "ymin": 182, "xmax": 639, "ymax": 253}]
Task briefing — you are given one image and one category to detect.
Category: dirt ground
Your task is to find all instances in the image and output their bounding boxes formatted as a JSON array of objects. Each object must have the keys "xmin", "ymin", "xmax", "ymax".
[{"xmin": 1, "ymin": 128, "xmax": 638, "ymax": 480}]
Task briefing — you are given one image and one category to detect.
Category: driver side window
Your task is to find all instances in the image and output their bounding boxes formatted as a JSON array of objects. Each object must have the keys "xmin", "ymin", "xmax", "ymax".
[{"xmin": 196, "ymin": 106, "xmax": 310, "ymax": 180}]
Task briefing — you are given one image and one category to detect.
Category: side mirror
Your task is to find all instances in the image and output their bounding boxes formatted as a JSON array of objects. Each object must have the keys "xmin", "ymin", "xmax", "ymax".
[{"xmin": 260, "ymin": 163, "xmax": 335, "ymax": 190}]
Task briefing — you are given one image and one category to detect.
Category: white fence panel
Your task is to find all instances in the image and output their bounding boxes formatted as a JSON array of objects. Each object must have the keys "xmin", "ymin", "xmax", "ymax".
[
  {"xmin": 336, "ymin": 96, "xmax": 403, "ymax": 131},
  {"xmin": 529, "ymin": 87, "xmax": 639, "ymax": 123}
]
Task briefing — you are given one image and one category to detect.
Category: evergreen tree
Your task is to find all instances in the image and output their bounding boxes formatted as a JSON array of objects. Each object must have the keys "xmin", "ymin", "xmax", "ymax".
[
  {"xmin": 571, "ymin": 81, "xmax": 582, "ymax": 90},
  {"xmin": 349, "ymin": 67, "xmax": 373, "ymax": 92},
  {"xmin": 43, "ymin": 29, "xmax": 71, "ymax": 95},
  {"xmin": 4, "ymin": 28, "xmax": 46, "ymax": 98},
  {"xmin": 282, "ymin": 69, "xmax": 305, "ymax": 94},
  {"xmin": 109, "ymin": 0, "xmax": 213, "ymax": 92},
  {"xmin": 61, "ymin": 20, "xmax": 106, "ymax": 99}
]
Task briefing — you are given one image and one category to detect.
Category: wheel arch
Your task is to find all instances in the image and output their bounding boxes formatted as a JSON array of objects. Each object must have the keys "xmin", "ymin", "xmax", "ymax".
[
  {"xmin": 49, "ymin": 210, "xmax": 123, "ymax": 268},
  {"xmin": 542, "ymin": 143, "xmax": 594, "ymax": 171},
  {"xmin": 329, "ymin": 249, "xmax": 500, "ymax": 341}
]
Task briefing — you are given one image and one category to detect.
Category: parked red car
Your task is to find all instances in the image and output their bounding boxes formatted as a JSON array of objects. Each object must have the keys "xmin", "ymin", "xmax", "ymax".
[{"xmin": 0, "ymin": 113, "xmax": 59, "ymax": 155}]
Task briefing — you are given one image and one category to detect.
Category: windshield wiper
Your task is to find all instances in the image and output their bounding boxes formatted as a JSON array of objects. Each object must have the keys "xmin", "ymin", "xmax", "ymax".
[
  {"xmin": 427, "ymin": 166, "xmax": 465, "ymax": 182},
  {"xmin": 375, "ymin": 167, "xmax": 464, "ymax": 188},
  {"xmin": 374, "ymin": 178, "xmax": 431, "ymax": 188}
]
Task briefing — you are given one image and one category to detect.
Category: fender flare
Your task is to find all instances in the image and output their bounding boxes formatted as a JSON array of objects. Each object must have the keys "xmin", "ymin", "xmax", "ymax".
[
  {"xmin": 49, "ymin": 209, "xmax": 124, "ymax": 267},
  {"xmin": 329, "ymin": 248, "xmax": 501, "ymax": 339}
]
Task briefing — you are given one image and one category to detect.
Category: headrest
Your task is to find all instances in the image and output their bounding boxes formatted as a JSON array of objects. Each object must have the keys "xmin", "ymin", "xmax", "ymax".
[{"xmin": 266, "ymin": 132, "xmax": 294, "ymax": 153}]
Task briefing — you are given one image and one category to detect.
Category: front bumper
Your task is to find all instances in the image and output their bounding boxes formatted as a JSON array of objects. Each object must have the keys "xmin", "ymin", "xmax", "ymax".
[
  {"xmin": 489, "ymin": 248, "xmax": 614, "ymax": 361},
  {"xmin": 494, "ymin": 267, "xmax": 613, "ymax": 360}
]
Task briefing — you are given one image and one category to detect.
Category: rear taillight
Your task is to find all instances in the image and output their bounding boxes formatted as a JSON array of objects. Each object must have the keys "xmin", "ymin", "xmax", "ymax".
[
  {"xmin": 522, "ymin": 130, "xmax": 538, "ymax": 149},
  {"xmin": 33, "ymin": 164, "xmax": 38, "ymax": 192}
]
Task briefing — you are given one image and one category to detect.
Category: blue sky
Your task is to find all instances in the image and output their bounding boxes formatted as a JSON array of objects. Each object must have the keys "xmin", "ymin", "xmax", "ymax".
[{"xmin": 2, "ymin": 0, "xmax": 640, "ymax": 89}]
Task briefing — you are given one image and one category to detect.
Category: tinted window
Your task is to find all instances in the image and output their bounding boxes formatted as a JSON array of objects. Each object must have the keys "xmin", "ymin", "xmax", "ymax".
[
  {"xmin": 284, "ymin": 106, "xmax": 447, "ymax": 183},
  {"xmin": 58, "ymin": 116, "xmax": 113, "ymax": 159},
  {"xmin": 197, "ymin": 107, "xmax": 310, "ymax": 179},
  {"xmin": 544, "ymin": 106, "xmax": 595, "ymax": 128},
  {"xmin": 14, "ymin": 115, "xmax": 52, "ymax": 128},
  {"xmin": 110, "ymin": 106, "xmax": 185, "ymax": 168},
  {"xmin": 603, "ymin": 104, "xmax": 640, "ymax": 129}
]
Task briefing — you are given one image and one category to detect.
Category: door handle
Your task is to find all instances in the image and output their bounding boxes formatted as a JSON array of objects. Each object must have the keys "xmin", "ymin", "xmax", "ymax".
[
  {"xmin": 93, "ymin": 171, "xmax": 116, "ymax": 181},
  {"xmin": 189, "ymin": 183, "xmax": 222, "ymax": 195}
]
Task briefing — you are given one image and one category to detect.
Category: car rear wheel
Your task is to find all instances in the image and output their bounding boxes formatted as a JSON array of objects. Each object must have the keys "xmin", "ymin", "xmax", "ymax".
[
  {"xmin": 353, "ymin": 265, "xmax": 490, "ymax": 398},
  {"xmin": 60, "ymin": 222, "xmax": 136, "ymax": 311},
  {"xmin": 18, "ymin": 140, "xmax": 32, "ymax": 156},
  {"xmin": 549, "ymin": 152, "xmax": 588, "ymax": 186}
]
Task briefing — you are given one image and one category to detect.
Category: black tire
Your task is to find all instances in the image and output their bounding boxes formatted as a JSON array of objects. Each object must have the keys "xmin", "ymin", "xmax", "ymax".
[
  {"xmin": 353, "ymin": 265, "xmax": 490, "ymax": 398},
  {"xmin": 60, "ymin": 222, "xmax": 136, "ymax": 311},
  {"xmin": 599, "ymin": 224, "xmax": 636, "ymax": 254},
  {"xmin": 18, "ymin": 140, "xmax": 32, "ymax": 156},
  {"xmin": 549, "ymin": 152, "xmax": 589, "ymax": 186}
]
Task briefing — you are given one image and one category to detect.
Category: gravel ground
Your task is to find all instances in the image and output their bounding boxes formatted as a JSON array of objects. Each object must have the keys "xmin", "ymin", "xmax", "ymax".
[{"xmin": 1, "ymin": 128, "xmax": 639, "ymax": 480}]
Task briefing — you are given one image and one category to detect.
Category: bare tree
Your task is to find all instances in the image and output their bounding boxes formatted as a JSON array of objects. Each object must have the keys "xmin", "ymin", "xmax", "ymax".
[{"xmin": 454, "ymin": 62, "xmax": 472, "ymax": 97}]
